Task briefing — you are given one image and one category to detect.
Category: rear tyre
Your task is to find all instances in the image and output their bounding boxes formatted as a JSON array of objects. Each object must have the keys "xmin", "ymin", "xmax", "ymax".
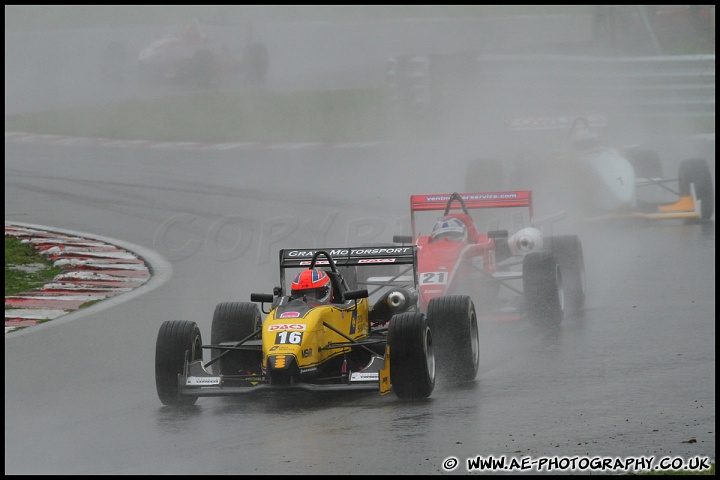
[
  {"xmin": 544, "ymin": 235, "xmax": 586, "ymax": 316},
  {"xmin": 523, "ymin": 252, "xmax": 564, "ymax": 326},
  {"xmin": 427, "ymin": 295, "xmax": 479, "ymax": 383},
  {"xmin": 155, "ymin": 320, "xmax": 202, "ymax": 406},
  {"xmin": 388, "ymin": 312, "xmax": 435, "ymax": 399},
  {"xmin": 678, "ymin": 158, "xmax": 714, "ymax": 221},
  {"xmin": 211, "ymin": 302, "xmax": 262, "ymax": 376}
]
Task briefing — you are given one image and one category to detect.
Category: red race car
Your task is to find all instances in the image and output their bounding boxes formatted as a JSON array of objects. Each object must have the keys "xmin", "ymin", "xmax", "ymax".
[{"xmin": 394, "ymin": 191, "xmax": 586, "ymax": 325}]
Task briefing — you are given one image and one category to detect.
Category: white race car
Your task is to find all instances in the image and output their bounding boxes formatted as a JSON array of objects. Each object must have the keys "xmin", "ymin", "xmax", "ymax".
[{"xmin": 466, "ymin": 115, "xmax": 714, "ymax": 223}]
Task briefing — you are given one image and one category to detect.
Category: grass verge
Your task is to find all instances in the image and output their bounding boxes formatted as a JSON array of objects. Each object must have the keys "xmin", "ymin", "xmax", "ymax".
[
  {"xmin": 5, "ymin": 89, "xmax": 392, "ymax": 144},
  {"xmin": 5, "ymin": 235, "xmax": 65, "ymax": 297}
]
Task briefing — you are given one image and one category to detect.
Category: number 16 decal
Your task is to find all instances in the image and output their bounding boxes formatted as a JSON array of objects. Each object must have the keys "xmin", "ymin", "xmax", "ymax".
[{"xmin": 275, "ymin": 331, "xmax": 303, "ymax": 344}]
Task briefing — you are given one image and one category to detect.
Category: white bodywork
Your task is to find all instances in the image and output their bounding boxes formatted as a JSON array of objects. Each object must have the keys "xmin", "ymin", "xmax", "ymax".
[{"xmin": 578, "ymin": 147, "xmax": 637, "ymax": 212}]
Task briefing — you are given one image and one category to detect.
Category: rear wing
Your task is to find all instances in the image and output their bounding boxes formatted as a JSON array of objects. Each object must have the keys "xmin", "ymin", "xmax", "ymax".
[
  {"xmin": 280, "ymin": 246, "xmax": 417, "ymax": 269},
  {"xmin": 409, "ymin": 191, "xmax": 534, "ymax": 240},
  {"xmin": 279, "ymin": 246, "xmax": 418, "ymax": 297},
  {"xmin": 410, "ymin": 191, "xmax": 533, "ymax": 212}
]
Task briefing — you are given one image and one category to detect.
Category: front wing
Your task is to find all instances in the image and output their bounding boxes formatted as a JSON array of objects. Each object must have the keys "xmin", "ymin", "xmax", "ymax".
[{"xmin": 176, "ymin": 352, "xmax": 390, "ymax": 398}]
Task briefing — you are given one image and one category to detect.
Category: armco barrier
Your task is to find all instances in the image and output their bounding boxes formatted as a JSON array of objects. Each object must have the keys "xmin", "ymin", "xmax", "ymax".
[{"xmin": 387, "ymin": 53, "xmax": 715, "ymax": 123}]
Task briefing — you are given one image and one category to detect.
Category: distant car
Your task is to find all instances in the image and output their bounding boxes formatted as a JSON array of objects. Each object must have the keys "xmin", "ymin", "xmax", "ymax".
[
  {"xmin": 394, "ymin": 191, "xmax": 586, "ymax": 325},
  {"xmin": 154, "ymin": 245, "xmax": 480, "ymax": 406},
  {"xmin": 466, "ymin": 116, "xmax": 714, "ymax": 223},
  {"xmin": 136, "ymin": 20, "xmax": 268, "ymax": 87}
]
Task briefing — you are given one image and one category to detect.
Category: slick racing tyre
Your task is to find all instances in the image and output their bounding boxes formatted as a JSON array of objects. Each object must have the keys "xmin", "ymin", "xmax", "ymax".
[
  {"xmin": 155, "ymin": 320, "xmax": 203, "ymax": 406},
  {"xmin": 211, "ymin": 302, "xmax": 262, "ymax": 376},
  {"xmin": 388, "ymin": 312, "xmax": 435, "ymax": 399},
  {"xmin": 523, "ymin": 252, "xmax": 564, "ymax": 326},
  {"xmin": 426, "ymin": 295, "xmax": 479, "ymax": 383},
  {"xmin": 544, "ymin": 235, "xmax": 586, "ymax": 316},
  {"xmin": 678, "ymin": 158, "xmax": 714, "ymax": 221}
]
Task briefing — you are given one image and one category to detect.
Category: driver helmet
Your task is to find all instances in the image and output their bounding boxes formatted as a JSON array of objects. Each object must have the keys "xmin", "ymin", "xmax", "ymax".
[
  {"xmin": 430, "ymin": 216, "xmax": 468, "ymax": 243},
  {"xmin": 291, "ymin": 269, "xmax": 332, "ymax": 304}
]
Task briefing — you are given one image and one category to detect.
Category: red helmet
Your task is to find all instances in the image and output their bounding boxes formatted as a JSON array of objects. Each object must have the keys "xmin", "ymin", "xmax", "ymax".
[{"xmin": 291, "ymin": 269, "xmax": 332, "ymax": 304}]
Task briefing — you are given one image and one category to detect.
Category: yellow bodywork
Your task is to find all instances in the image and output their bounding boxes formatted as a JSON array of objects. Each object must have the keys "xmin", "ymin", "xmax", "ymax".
[{"xmin": 262, "ymin": 299, "xmax": 370, "ymax": 372}]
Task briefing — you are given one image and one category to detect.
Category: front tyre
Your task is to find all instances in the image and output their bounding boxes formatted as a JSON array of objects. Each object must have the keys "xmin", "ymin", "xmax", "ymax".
[
  {"xmin": 544, "ymin": 235, "xmax": 586, "ymax": 316},
  {"xmin": 155, "ymin": 320, "xmax": 202, "ymax": 406},
  {"xmin": 211, "ymin": 302, "xmax": 262, "ymax": 376},
  {"xmin": 427, "ymin": 295, "xmax": 480, "ymax": 383},
  {"xmin": 678, "ymin": 158, "xmax": 714, "ymax": 221},
  {"xmin": 523, "ymin": 252, "xmax": 564, "ymax": 326},
  {"xmin": 388, "ymin": 312, "xmax": 435, "ymax": 399}
]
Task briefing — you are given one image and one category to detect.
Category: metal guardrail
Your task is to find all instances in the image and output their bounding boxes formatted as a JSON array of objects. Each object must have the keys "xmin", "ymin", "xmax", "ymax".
[{"xmin": 387, "ymin": 53, "xmax": 715, "ymax": 121}]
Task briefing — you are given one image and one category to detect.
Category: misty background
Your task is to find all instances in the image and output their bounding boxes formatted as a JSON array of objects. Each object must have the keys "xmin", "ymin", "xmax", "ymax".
[
  {"xmin": 6, "ymin": 5, "xmax": 714, "ymax": 223},
  {"xmin": 5, "ymin": 6, "xmax": 715, "ymax": 475}
]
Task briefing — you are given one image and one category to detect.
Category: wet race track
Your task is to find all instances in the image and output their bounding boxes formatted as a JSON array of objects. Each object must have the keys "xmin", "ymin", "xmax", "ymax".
[
  {"xmin": 4, "ymin": 14, "xmax": 715, "ymax": 475},
  {"xmin": 4, "ymin": 138, "xmax": 714, "ymax": 475}
]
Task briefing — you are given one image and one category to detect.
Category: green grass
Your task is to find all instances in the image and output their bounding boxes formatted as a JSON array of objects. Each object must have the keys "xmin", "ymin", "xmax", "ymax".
[
  {"xmin": 5, "ymin": 89, "xmax": 391, "ymax": 143},
  {"xmin": 4, "ymin": 235, "xmax": 65, "ymax": 297}
]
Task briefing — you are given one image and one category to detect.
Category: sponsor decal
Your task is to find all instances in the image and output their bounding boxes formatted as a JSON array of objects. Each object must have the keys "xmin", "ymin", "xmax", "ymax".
[
  {"xmin": 302, "ymin": 347, "xmax": 313, "ymax": 358},
  {"xmin": 287, "ymin": 250, "xmax": 316, "ymax": 257},
  {"xmin": 268, "ymin": 324, "xmax": 306, "ymax": 331},
  {"xmin": 187, "ymin": 376, "xmax": 221, "ymax": 386},
  {"xmin": 349, "ymin": 247, "xmax": 410, "ymax": 255},
  {"xmin": 358, "ymin": 258, "xmax": 396, "ymax": 263},
  {"xmin": 287, "ymin": 247, "xmax": 411, "ymax": 257},
  {"xmin": 300, "ymin": 367, "xmax": 317, "ymax": 374},
  {"xmin": 349, "ymin": 309, "xmax": 357, "ymax": 335},
  {"xmin": 508, "ymin": 114, "xmax": 607, "ymax": 130},
  {"xmin": 425, "ymin": 193, "xmax": 519, "ymax": 202},
  {"xmin": 350, "ymin": 371, "xmax": 379, "ymax": 381},
  {"xmin": 280, "ymin": 311, "xmax": 300, "ymax": 318}
]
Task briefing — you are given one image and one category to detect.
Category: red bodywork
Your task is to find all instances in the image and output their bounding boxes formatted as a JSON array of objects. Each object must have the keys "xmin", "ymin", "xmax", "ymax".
[{"xmin": 407, "ymin": 191, "xmax": 534, "ymax": 316}]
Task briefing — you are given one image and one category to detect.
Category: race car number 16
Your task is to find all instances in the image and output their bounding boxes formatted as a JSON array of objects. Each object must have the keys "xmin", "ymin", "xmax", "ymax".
[
  {"xmin": 420, "ymin": 272, "xmax": 448, "ymax": 285},
  {"xmin": 276, "ymin": 331, "xmax": 303, "ymax": 344}
]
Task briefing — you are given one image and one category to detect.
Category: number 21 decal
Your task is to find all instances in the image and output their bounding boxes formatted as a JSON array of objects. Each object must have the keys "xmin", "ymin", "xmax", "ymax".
[{"xmin": 420, "ymin": 272, "xmax": 447, "ymax": 285}]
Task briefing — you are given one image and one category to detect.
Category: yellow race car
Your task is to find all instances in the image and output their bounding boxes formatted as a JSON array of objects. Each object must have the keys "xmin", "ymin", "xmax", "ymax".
[{"xmin": 155, "ymin": 245, "xmax": 479, "ymax": 405}]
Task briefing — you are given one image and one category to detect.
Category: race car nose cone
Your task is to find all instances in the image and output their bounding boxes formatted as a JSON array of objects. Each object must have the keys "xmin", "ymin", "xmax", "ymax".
[{"xmin": 268, "ymin": 354, "xmax": 289, "ymax": 370}]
